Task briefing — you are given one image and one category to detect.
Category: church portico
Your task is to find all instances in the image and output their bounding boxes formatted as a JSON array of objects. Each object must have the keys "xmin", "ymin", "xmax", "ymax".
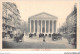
[{"xmin": 28, "ymin": 12, "xmax": 57, "ymax": 35}]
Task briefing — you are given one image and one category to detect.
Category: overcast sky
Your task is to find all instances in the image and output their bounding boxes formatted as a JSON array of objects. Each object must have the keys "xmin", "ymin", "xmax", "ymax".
[{"xmin": 14, "ymin": 0, "xmax": 77, "ymax": 31}]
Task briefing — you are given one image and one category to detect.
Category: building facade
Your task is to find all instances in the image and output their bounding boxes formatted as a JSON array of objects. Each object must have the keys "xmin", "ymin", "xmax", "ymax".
[
  {"xmin": 66, "ymin": 4, "xmax": 77, "ymax": 34},
  {"xmin": 28, "ymin": 12, "xmax": 57, "ymax": 35},
  {"xmin": 2, "ymin": 2, "xmax": 21, "ymax": 38}
]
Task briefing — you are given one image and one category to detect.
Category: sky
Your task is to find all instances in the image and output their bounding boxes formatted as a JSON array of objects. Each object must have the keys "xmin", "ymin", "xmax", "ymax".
[{"xmin": 14, "ymin": 0, "xmax": 77, "ymax": 31}]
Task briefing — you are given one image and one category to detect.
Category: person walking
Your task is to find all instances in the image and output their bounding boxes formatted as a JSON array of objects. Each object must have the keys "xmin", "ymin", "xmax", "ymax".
[
  {"xmin": 13, "ymin": 30, "xmax": 17, "ymax": 41},
  {"xmin": 43, "ymin": 35, "xmax": 45, "ymax": 42},
  {"xmin": 67, "ymin": 35, "xmax": 71, "ymax": 44}
]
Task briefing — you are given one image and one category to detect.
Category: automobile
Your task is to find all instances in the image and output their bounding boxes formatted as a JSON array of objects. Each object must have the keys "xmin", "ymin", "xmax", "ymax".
[{"xmin": 14, "ymin": 33, "xmax": 24, "ymax": 42}]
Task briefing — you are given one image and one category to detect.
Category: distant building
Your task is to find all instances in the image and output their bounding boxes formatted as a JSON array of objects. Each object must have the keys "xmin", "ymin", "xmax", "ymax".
[
  {"xmin": 28, "ymin": 12, "xmax": 57, "ymax": 35},
  {"xmin": 58, "ymin": 23, "xmax": 67, "ymax": 34},
  {"xmin": 2, "ymin": 2, "xmax": 21, "ymax": 38}
]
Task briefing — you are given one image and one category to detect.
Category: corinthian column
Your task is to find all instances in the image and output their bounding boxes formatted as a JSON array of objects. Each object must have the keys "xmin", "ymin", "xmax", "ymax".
[
  {"xmin": 34, "ymin": 20, "xmax": 35, "ymax": 33},
  {"xmin": 30, "ymin": 20, "xmax": 31, "ymax": 33},
  {"xmin": 54, "ymin": 21, "xmax": 56, "ymax": 33},
  {"xmin": 37, "ymin": 20, "xmax": 38, "ymax": 33},
  {"xmin": 45, "ymin": 20, "xmax": 46, "ymax": 33},
  {"xmin": 52, "ymin": 20, "xmax": 54, "ymax": 33},
  {"xmin": 48, "ymin": 20, "xmax": 50, "ymax": 33},
  {"xmin": 41, "ymin": 20, "xmax": 42, "ymax": 33}
]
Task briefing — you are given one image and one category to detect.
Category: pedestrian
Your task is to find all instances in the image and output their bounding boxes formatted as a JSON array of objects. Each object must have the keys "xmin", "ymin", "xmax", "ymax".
[
  {"xmin": 43, "ymin": 35, "xmax": 45, "ymax": 42},
  {"xmin": 72, "ymin": 38, "xmax": 76, "ymax": 48},
  {"xmin": 13, "ymin": 30, "xmax": 17, "ymax": 37},
  {"xmin": 13, "ymin": 31, "xmax": 16, "ymax": 41},
  {"xmin": 67, "ymin": 36, "xmax": 71, "ymax": 44}
]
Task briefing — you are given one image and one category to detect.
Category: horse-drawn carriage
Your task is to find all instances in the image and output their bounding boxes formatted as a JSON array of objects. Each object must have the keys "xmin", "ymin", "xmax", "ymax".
[
  {"xmin": 29, "ymin": 33, "xmax": 33, "ymax": 38},
  {"xmin": 49, "ymin": 34, "xmax": 52, "ymax": 37},
  {"xmin": 29, "ymin": 33, "xmax": 45, "ymax": 38},
  {"xmin": 14, "ymin": 33, "xmax": 24, "ymax": 42},
  {"xmin": 39, "ymin": 33, "xmax": 44, "ymax": 38},
  {"xmin": 29, "ymin": 33, "xmax": 37, "ymax": 38},
  {"xmin": 14, "ymin": 29, "xmax": 24, "ymax": 42}
]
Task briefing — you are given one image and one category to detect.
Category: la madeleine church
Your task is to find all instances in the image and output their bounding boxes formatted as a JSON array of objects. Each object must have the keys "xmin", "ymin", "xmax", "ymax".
[{"xmin": 28, "ymin": 12, "xmax": 57, "ymax": 35}]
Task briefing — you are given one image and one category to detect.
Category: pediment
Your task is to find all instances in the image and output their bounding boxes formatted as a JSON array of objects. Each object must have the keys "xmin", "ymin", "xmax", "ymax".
[{"xmin": 29, "ymin": 12, "xmax": 57, "ymax": 19}]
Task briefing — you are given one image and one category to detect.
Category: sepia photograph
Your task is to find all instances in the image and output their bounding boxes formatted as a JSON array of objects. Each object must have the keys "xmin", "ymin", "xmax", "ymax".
[{"xmin": 2, "ymin": 0, "xmax": 79, "ymax": 50}]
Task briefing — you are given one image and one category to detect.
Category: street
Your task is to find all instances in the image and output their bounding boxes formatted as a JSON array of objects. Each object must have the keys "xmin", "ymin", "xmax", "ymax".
[{"xmin": 2, "ymin": 35, "xmax": 74, "ymax": 49}]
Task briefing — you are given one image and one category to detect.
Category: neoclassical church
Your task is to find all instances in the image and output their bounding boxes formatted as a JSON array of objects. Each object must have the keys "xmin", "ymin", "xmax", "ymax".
[{"xmin": 28, "ymin": 12, "xmax": 57, "ymax": 35}]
